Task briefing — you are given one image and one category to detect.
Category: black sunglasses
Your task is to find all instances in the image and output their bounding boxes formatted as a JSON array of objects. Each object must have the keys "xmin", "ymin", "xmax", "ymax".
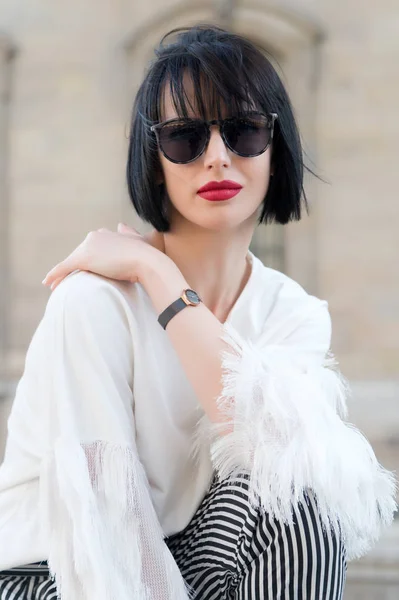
[{"xmin": 150, "ymin": 112, "xmax": 278, "ymax": 164}]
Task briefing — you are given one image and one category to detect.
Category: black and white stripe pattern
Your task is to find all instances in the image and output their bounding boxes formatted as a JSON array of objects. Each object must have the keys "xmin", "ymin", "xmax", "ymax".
[
  {"xmin": 165, "ymin": 473, "xmax": 347, "ymax": 599},
  {"xmin": 0, "ymin": 474, "xmax": 347, "ymax": 599},
  {"xmin": 0, "ymin": 564, "xmax": 57, "ymax": 600}
]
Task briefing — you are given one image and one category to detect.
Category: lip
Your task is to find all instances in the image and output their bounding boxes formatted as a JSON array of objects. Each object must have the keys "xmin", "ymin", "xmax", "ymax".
[
  {"xmin": 198, "ymin": 189, "xmax": 241, "ymax": 201},
  {"xmin": 197, "ymin": 180, "xmax": 243, "ymax": 193}
]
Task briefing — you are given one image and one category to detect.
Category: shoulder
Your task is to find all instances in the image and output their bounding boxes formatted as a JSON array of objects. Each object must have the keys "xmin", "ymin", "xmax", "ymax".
[
  {"xmin": 45, "ymin": 270, "xmax": 134, "ymax": 314},
  {"xmin": 252, "ymin": 253, "xmax": 320, "ymax": 304},
  {"xmin": 250, "ymin": 253, "xmax": 331, "ymax": 348},
  {"xmin": 252, "ymin": 253, "xmax": 328, "ymax": 311},
  {"xmin": 42, "ymin": 271, "xmax": 140, "ymax": 338}
]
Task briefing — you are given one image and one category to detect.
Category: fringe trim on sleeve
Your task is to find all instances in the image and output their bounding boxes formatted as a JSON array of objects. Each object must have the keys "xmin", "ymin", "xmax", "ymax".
[
  {"xmin": 192, "ymin": 322, "xmax": 398, "ymax": 562},
  {"xmin": 40, "ymin": 438, "xmax": 193, "ymax": 600}
]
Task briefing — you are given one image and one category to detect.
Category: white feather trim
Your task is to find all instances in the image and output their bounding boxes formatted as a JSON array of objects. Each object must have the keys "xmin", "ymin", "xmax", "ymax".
[
  {"xmin": 192, "ymin": 321, "xmax": 398, "ymax": 561},
  {"xmin": 40, "ymin": 438, "xmax": 193, "ymax": 600}
]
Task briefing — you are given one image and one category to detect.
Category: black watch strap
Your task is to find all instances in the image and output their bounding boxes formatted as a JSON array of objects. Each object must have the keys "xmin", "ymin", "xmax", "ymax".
[
  {"xmin": 158, "ymin": 298, "xmax": 187, "ymax": 330},
  {"xmin": 158, "ymin": 289, "xmax": 201, "ymax": 330}
]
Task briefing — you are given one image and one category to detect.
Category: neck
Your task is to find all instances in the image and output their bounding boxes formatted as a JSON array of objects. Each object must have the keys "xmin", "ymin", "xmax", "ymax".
[{"xmin": 160, "ymin": 226, "xmax": 254, "ymax": 323}]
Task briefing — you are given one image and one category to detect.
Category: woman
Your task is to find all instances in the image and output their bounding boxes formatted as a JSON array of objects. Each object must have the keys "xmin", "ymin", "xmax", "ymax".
[{"xmin": 0, "ymin": 24, "xmax": 396, "ymax": 600}]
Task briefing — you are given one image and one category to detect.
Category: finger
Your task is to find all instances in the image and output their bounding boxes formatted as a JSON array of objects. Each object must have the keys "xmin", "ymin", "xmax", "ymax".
[
  {"xmin": 43, "ymin": 231, "xmax": 93, "ymax": 285},
  {"xmin": 50, "ymin": 276, "xmax": 65, "ymax": 292},
  {"xmin": 97, "ymin": 228, "xmax": 111, "ymax": 233},
  {"xmin": 42, "ymin": 264, "xmax": 63, "ymax": 285},
  {"xmin": 43, "ymin": 248, "xmax": 81, "ymax": 284},
  {"xmin": 144, "ymin": 229, "xmax": 165, "ymax": 251},
  {"xmin": 117, "ymin": 222, "xmax": 139, "ymax": 234}
]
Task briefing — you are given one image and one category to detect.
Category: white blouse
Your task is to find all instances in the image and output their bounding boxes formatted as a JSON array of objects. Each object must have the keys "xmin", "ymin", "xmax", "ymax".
[{"xmin": 0, "ymin": 250, "xmax": 396, "ymax": 600}]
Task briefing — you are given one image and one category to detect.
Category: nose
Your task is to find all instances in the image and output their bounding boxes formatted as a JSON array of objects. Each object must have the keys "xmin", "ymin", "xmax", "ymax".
[{"xmin": 202, "ymin": 124, "xmax": 231, "ymax": 169}]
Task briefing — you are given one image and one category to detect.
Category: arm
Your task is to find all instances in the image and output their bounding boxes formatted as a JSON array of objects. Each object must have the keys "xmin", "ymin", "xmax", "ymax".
[
  {"xmin": 142, "ymin": 260, "xmax": 398, "ymax": 561},
  {"xmin": 142, "ymin": 261, "xmax": 229, "ymax": 425},
  {"xmin": 39, "ymin": 225, "xmax": 398, "ymax": 561},
  {"xmin": 9, "ymin": 271, "xmax": 192, "ymax": 600}
]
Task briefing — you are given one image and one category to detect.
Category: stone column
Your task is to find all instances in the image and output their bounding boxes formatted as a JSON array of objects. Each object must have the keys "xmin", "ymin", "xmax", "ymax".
[
  {"xmin": 0, "ymin": 33, "xmax": 16, "ymax": 458},
  {"xmin": 0, "ymin": 34, "xmax": 16, "ymax": 382}
]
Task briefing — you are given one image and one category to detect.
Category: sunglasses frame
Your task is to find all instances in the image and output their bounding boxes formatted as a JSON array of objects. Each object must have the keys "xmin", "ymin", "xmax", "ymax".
[{"xmin": 150, "ymin": 112, "xmax": 278, "ymax": 164}]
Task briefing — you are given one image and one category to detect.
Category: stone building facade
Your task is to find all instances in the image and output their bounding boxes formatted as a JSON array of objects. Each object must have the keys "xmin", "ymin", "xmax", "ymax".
[{"xmin": 0, "ymin": 0, "xmax": 398, "ymax": 596}]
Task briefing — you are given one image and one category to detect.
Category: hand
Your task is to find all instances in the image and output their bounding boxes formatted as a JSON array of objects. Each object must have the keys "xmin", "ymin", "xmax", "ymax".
[{"xmin": 42, "ymin": 223, "xmax": 170, "ymax": 291}]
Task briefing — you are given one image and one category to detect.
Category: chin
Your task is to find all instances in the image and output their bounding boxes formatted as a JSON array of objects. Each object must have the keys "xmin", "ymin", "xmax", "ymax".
[{"xmin": 192, "ymin": 213, "xmax": 254, "ymax": 232}]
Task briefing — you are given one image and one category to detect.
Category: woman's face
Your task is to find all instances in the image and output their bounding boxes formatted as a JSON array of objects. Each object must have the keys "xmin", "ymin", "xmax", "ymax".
[{"xmin": 157, "ymin": 73, "xmax": 273, "ymax": 233}]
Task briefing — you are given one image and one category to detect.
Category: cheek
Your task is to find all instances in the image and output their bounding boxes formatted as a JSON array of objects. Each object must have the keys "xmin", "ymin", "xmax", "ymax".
[
  {"xmin": 241, "ymin": 153, "xmax": 272, "ymax": 190},
  {"xmin": 160, "ymin": 157, "xmax": 197, "ymax": 198}
]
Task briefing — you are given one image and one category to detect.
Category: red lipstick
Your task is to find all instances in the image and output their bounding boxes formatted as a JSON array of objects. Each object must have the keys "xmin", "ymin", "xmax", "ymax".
[{"xmin": 197, "ymin": 180, "xmax": 243, "ymax": 202}]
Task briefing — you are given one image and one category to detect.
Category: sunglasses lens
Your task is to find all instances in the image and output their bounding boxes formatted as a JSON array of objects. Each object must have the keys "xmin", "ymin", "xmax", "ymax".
[
  {"xmin": 156, "ymin": 114, "xmax": 273, "ymax": 163},
  {"xmin": 224, "ymin": 114, "xmax": 271, "ymax": 156},
  {"xmin": 158, "ymin": 120, "xmax": 207, "ymax": 163}
]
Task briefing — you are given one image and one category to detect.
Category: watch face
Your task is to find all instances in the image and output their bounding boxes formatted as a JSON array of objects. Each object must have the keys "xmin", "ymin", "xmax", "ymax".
[{"xmin": 185, "ymin": 289, "xmax": 201, "ymax": 305}]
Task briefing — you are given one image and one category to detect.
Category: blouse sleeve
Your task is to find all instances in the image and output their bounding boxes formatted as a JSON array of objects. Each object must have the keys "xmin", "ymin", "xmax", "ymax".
[
  {"xmin": 11, "ymin": 272, "xmax": 192, "ymax": 600},
  {"xmin": 193, "ymin": 296, "xmax": 397, "ymax": 561}
]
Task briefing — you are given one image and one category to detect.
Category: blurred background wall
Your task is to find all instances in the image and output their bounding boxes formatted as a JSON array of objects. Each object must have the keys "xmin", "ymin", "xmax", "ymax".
[{"xmin": 0, "ymin": 0, "xmax": 398, "ymax": 597}]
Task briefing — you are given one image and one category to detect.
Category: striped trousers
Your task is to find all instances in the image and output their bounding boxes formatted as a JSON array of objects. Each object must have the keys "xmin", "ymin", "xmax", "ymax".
[{"xmin": 0, "ymin": 474, "xmax": 347, "ymax": 599}]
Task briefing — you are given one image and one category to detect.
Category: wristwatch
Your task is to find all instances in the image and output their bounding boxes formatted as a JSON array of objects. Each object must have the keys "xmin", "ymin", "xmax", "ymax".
[{"xmin": 158, "ymin": 288, "xmax": 202, "ymax": 330}]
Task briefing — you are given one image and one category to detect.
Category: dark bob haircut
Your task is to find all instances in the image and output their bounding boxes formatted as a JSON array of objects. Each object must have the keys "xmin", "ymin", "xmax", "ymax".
[{"xmin": 126, "ymin": 24, "xmax": 320, "ymax": 232}]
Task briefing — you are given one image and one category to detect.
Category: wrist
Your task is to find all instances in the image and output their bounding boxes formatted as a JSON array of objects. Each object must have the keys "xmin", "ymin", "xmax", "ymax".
[{"xmin": 139, "ymin": 256, "xmax": 189, "ymax": 315}]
